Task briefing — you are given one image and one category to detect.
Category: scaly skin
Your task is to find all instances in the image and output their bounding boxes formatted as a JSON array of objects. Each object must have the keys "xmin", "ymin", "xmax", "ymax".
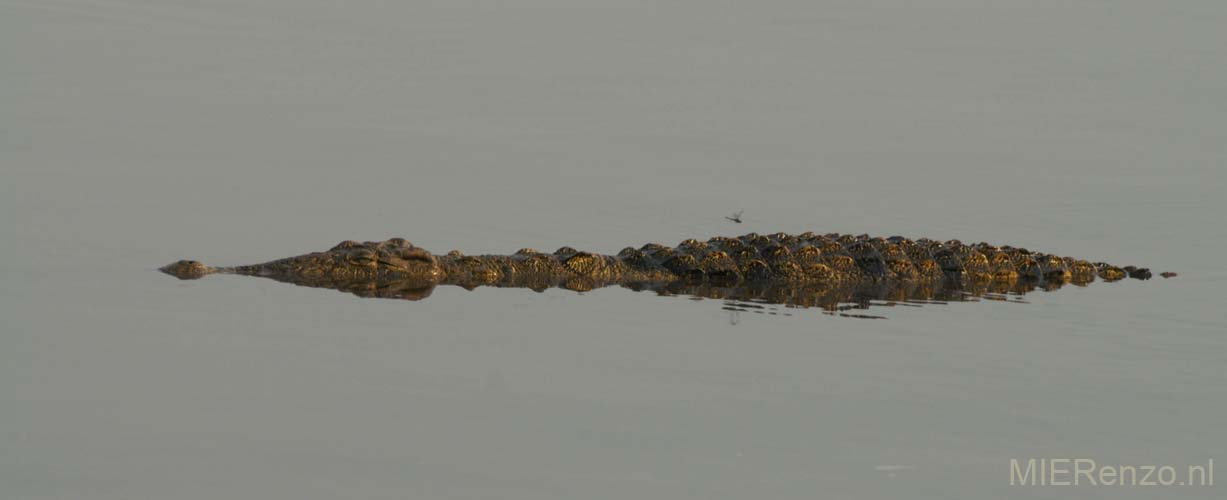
[{"xmin": 161, "ymin": 232, "xmax": 1154, "ymax": 309}]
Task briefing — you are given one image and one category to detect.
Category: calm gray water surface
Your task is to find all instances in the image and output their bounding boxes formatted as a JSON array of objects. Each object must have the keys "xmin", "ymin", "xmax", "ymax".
[{"xmin": 4, "ymin": 1, "xmax": 1225, "ymax": 498}]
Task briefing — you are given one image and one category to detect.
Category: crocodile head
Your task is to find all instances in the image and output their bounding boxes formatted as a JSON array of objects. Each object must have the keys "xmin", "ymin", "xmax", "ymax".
[{"xmin": 160, "ymin": 239, "xmax": 446, "ymax": 290}]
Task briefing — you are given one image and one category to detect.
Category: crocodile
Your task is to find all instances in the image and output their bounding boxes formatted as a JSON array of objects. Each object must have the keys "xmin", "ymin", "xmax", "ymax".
[{"xmin": 160, "ymin": 232, "xmax": 1156, "ymax": 312}]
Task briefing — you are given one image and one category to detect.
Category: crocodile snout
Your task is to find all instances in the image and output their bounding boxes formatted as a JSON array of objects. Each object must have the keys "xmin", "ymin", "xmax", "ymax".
[{"xmin": 160, "ymin": 260, "xmax": 211, "ymax": 280}]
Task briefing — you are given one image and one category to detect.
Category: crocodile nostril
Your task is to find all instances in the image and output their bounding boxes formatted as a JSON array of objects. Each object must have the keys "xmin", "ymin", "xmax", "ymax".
[{"xmin": 160, "ymin": 260, "xmax": 210, "ymax": 280}]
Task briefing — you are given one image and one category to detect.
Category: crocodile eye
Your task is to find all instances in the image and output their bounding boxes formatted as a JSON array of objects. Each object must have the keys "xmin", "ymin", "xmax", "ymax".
[
  {"xmin": 397, "ymin": 248, "xmax": 433, "ymax": 263},
  {"xmin": 331, "ymin": 240, "xmax": 362, "ymax": 251},
  {"xmin": 347, "ymin": 249, "xmax": 377, "ymax": 266}
]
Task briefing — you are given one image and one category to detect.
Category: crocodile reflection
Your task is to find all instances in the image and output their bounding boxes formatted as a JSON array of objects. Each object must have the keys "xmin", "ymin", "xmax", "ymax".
[
  {"xmin": 283, "ymin": 273, "xmax": 1058, "ymax": 316},
  {"xmin": 161, "ymin": 232, "xmax": 1161, "ymax": 315}
]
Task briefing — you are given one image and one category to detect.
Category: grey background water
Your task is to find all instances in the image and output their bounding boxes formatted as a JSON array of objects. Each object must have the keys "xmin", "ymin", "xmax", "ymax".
[{"xmin": 3, "ymin": 1, "xmax": 1225, "ymax": 498}]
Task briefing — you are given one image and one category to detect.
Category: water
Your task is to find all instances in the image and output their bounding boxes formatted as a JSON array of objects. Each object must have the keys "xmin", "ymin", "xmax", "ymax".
[{"xmin": 4, "ymin": 1, "xmax": 1225, "ymax": 498}]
